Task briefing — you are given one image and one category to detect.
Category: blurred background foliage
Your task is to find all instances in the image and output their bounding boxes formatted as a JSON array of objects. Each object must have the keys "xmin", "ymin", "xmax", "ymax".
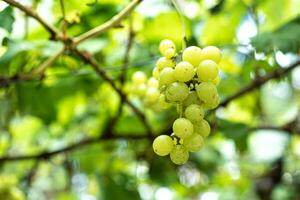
[{"xmin": 0, "ymin": 0, "xmax": 300, "ymax": 199}]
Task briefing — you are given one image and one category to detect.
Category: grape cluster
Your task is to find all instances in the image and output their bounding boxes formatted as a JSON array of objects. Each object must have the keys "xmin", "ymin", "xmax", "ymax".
[{"xmin": 152, "ymin": 39, "xmax": 222, "ymax": 165}]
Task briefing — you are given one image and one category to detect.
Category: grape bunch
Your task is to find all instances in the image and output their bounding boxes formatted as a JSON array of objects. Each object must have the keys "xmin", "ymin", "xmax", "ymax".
[{"xmin": 152, "ymin": 39, "xmax": 222, "ymax": 165}]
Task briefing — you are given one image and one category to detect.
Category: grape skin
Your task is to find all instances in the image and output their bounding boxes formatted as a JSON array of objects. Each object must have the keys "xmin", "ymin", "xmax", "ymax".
[
  {"xmin": 159, "ymin": 40, "xmax": 176, "ymax": 56},
  {"xmin": 165, "ymin": 82, "xmax": 189, "ymax": 102},
  {"xmin": 182, "ymin": 46, "xmax": 202, "ymax": 67},
  {"xmin": 152, "ymin": 135, "xmax": 174, "ymax": 156},
  {"xmin": 183, "ymin": 91, "xmax": 203, "ymax": 108},
  {"xmin": 197, "ymin": 60, "xmax": 219, "ymax": 82},
  {"xmin": 173, "ymin": 118, "xmax": 194, "ymax": 139},
  {"xmin": 174, "ymin": 61, "xmax": 195, "ymax": 82},
  {"xmin": 194, "ymin": 119, "xmax": 211, "ymax": 138},
  {"xmin": 132, "ymin": 71, "xmax": 147, "ymax": 85},
  {"xmin": 156, "ymin": 57, "xmax": 175, "ymax": 70},
  {"xmin": 201, "ymin": 46, "xmax": 222, "ymax": 64},
  {"xmin": 196, "ymin": 82, "xmax": 218, "ymax": 103},
  {"xmin": 152, "ymin": 67, "xmax": 160, "ymax": 80},
  {"xmin": 170, "ymin": 145, "xmax": 189, "ymax": 165},
  {"xmin": 184, "ymin": 104, "xmax": 204, "ymax": 122},
  {"xmin": 159, "ymin": 67, "xmax": 176, "ymax": 86},
  {"xmin": 183, "ymin": 134, "xmax": 204, "ymax": 152}
]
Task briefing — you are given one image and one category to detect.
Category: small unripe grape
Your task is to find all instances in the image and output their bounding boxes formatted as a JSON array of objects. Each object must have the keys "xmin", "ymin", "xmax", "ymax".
[
  {"xmin": 152, "ymin": 67, "xmax": 160, "ymax": 80},
  {"xmin": 159, "ymin": 39, "xmax": 176, "ymax": 55},
  {"xmin": 159, "ymin": 94, "xmax": 169, "ymax": 108},
  {"xmin": 182, "ymin": 46, "xmax": 202, "ymax": 67},
  {"xmin": 165, "ymin": 82, "xmax": 189, "ymax": 102},
  {"xmin": 164, "ymin": 48, "xmax": 176, "ymax": 58},
  {"xmin": 197, "ymin": 60, "xmax": 219, "ymax": 82},
  {"xmin": 201, "ymin": 46, "xmax": 222, "ymax": 63},
  {"xmin": 156, "ymin": 57, "xmax": 175, "ymax": 70},
  {"xmin": 183, "ymin": 134, "xmax": 204, "ymax": 152},
  {"xmin": 134, "ymin": 83, "xmax": 147, "ymax": 96},
  {"xmin": 194, "ymin": 119, "xmax": 211, "ymax": 138},
  {"xmin": 196, "ymin": 82, "xmax": 218, "ymax": 103},
  {"xmin": 145, "ymin": 87, "xmax": 160, "ymax": 103},
  {"xmin": 173, "ymin": 118, "xmax": 193, "ymax": 139},
  {"xmin": 170, "ymin": 145, "xmax": 189, "ymax": 165},
  {"xmin": 132, "ymin": 71, "xmax": 147, "ymax": 85},
  {"xmin": 159, "ymin": 67, "xmax": 176, "ymax": 86},
  {"xmin": 183, "ymin": 91, "xmax": 202, "ymax": 108},
  {"xmin": 152, "ymin": 135, "xmax": 174, "ymax": 156},
  {"xmin": 203, "ymin": 94, "xmax": 220, "ymax": 109},
  {"xmin": 147, "ymin": 77, "xmax": 159, "ymax": 88},
  {"xmin": 212, "ymin": 75, "xmax": 220, "ymax": 86},
  {"xmin": 184, "ymin": 104, "xmax": 204, "ymax": 122},
  {"xmin": 174, "ymin": 61, "xmax": 195, "ymax": 82}
]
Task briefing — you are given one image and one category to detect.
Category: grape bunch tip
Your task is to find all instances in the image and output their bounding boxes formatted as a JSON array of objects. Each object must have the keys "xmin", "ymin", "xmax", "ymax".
[{"xmin": 129, "ymin": 39, "xmax": 222, "ymax": 165}]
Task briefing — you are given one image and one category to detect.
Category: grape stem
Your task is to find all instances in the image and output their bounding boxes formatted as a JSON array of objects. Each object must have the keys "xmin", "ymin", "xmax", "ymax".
[{"xmin": 171, "ymin": 0, "xmax": 187, "ymax": 50}]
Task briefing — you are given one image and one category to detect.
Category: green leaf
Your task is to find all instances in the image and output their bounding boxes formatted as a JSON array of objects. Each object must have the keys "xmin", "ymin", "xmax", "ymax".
[
  {"xmin": 0, "ymin": 6, "xmax": 14, "ymax": 33},
  {"xmin": 217, "ymin": 119, "xmax": 249, "ymax": 152},
  {"xmin": 251, "ymin": 17, "xmax": 300, "ymax": 53}
]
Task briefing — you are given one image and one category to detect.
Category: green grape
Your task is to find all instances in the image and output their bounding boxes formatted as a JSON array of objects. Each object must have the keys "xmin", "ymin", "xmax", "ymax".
[
  {"xmin": 174, "ymin": 61, "xmax": 195, "ymax": 82},
  {"xmin": 145, "ymin": 87, "xmax": 160, "ymax": 103},
  {"xmin": 184, "ymin": 104, "xmax": 204, "ymax": 122},
  {"xmin": 183, "ymin": 133, "xmax": 204, "ymax": 152},
  {"xmin": 182, "ymin": 91, "xmax": 202, "ymax": 108},
  {"xmin": 132, "ymin": 71, "xmax": 147, "ymax": 85},
  {"xmin": 196, "ymin": 82, "xmax": 218, "ymax": 103},
  {"xmin": 170, "ymin": 145, "xmax": 189, "ymax": 165},
  {"xmin": 156, "ymin": 57, "xmax": 175, "ymax": 70},
  {"xmin": 152, "ymin": 67, "xmax": 160, "ymax": 80},
  {"xmin": 152, "ymin": 135, "xmax": 174, "ymax": 156},
  {"xmin": 147, "ymin": 77, "xmax": 159, "ymax": 88},
  {"xmin": 159, "ymin": 94, "xmax": 169, "ymax": 108},
  {"xmin": 159, "ymin": 67, "xmax": 176, "ymax": 86},
  {"xmin": 197, "ymin": 60, "xmax": 219, "ymax": 82},
  {"xmin": 173, "ymin": 118, "xmax": 193, "ymax": 139},
  {"xmin": 194, "ymin": 119, "xmax": 211, "ymax": 138},
  {"xmin": 212, "ymin": 75, "xmax": 220, "ymax": 86},
  {"xmin": 133, "ymin": 83, "xmax": 147, "ymax": 96},
  {"xmin": 165, "ymin": 82, "xmax": 189, "ymax": 102},
  {"xmin": 203, "ymin": 94, "xmax": 220, "ymax": 109},
  {"xmin": 182, "ymin": 46, "xmax": 202, "ymax": 67},
  {"xmin": 159, "ymin": 39, "xmax": 176, "ymax": 56},
  {"xmin": 164, "ymin": 48, "xmax": 176, "ymax": 58},
  {"xmin": 201, "ymin": 46, "xmax": 222, "ymax": 64}
]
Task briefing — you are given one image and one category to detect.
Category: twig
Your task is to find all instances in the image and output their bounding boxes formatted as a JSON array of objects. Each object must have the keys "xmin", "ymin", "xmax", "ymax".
[
  {"xmin": 218, "ymin": 60, "xmax": 300, "ymax": 108},
  {"xmin": 1, "ymin": 0, "xmax": 60, "ymax": 39},
  {"xmin": 73, "ymin": 0, "xmax": 142, "ymax": 45}
]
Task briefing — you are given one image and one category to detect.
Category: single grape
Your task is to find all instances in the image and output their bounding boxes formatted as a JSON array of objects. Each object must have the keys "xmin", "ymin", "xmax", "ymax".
[
  {"xmin": 184, "ymin": 104, "xmax": 204, "ymax": 122},
  {"xmin": 156, "ymin": 57, "xmax": 175, "ymax": 70},
  {"xmin": 173, "ymin": 118, "xmax": 193, "ymax": 139},
  {"xmin": 147, "ymin": 77, "xmax": 159, "ymax": 88},
  {"xmin": 158, "ymin": 94, "xmax": 170, "ymax": 108},
  {"xmin": 152, "ymin": 67, "xmax": 160, "ymax": 80},
  {"xmin": 132, "ymin": 71, "xmax": 146, "ymax": 85},
  {"xmin": 183, "ymin": 133, "xmax": 204, "ymax": 152},
  {"xmin": 196, "ymin": 82, "xmax": 218, "ymax": 103},
  {"xmin": 212, "ymin": 75, "xmax": 220, "ymax": 86},
  {"xmin": 133, "ymin": 83, "xmax": 147, "ymax": 96},
  {"xmin": 159, "ymin": 39, "xmax": 176, "ymax": 55},
  {"xmin": 145, "ymin": 87, "xmax": 160, "ymax": 103},
  {"xmin": 174, "ymin": 61, "xmax": 195, "ymax": 82},
  {"xmin": 170, "ymin": 145, "xmax": 189, "ymax": 165},
  {"xmin": 182, "ymin": 46, "xmax": 202, "ymax": 67},
  {"xmin": 164, "ymin": 48, "xmax": 176, "ymax": 58},
  {"xmin": 159, "ymin": 67, "xmax": 176, "ymax": 86},
  {"xmin": 201, "ymin": 46, "xmax": 222, "ymax": 63},
  {"xmin": 203, "ymin": 94, "xmax": 220, "ymax": 109},
  {"xmin": 197, "ymin": 59, "xmax": 219, "ymax": 82},
  {"xmin": 182, "ymin": 91, "xmax": 203, "ymax": 108},
  {"xmin": 194, "ymin": 119, "xmax": 211, "ymax": 138},
  {"xmin": 165, "ymin": 82, "xmax": 189, "ymax": 102},
  {"xmin": 152, "ymin": 135, "xmax": 174, "ymax": 156}
]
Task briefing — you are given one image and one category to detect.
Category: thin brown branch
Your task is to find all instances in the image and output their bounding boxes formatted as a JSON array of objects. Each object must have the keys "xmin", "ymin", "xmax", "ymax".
[
  {"xmin": 119, "ymin": 16, "xmax": 135, "ymax": 84},
  {"xmin": 0, "ymin": 134, "xmax": 151, "ymax": 163},
  {"xmin": 73, "ymin": 48, "xmax": 153, "ymax": 137},
  {"xmin": 73, "ymin": 0, "xmax": 142, "ymax": 45},
  {"xmin": 1, "ymin": 0, "xmax": 60, "ymax": 39},
  {"xmin": 218, "ymin": 59, "xmax": 300, "ymax": 108}
]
